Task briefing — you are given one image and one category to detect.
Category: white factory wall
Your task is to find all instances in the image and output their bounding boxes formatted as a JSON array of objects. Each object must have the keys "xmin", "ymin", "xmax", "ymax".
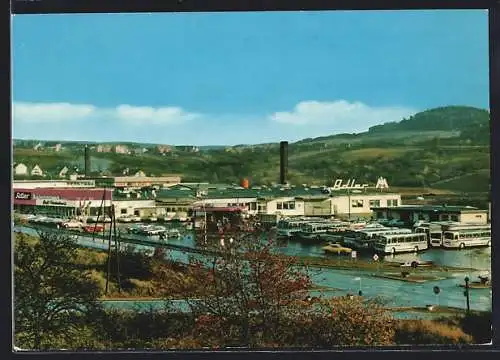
[{"xmin": 113, "ymin": 200, "xmax": 156, "ymax": 217}]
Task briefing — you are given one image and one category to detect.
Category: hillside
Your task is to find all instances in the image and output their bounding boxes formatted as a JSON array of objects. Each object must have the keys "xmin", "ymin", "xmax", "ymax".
[
  {"xmin": 13, "ymin": 106, "xmax": 490, "ymax": 194},
  {"xmin": 368, "ymin": 106, "xmax": 489, "ymax": 134}
]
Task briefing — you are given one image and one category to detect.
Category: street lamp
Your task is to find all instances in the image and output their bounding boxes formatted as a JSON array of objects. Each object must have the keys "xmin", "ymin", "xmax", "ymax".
[
  {"xmin": 464, "ymin": 276, "xmax": 470, "ymax": 313},
  {"xmin": 354, "ymin": 277, "xmax": 362, "ymax": 296}
]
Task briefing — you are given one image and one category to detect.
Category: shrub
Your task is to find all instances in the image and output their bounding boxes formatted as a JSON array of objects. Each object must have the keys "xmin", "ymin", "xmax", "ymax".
[
  {"xmin": 460, "ymin": 311, "xmax": 492, "ymax": 343},
  {"xmin": 394, "ymin": 319, "xmax": 473, "ymax": 345}
]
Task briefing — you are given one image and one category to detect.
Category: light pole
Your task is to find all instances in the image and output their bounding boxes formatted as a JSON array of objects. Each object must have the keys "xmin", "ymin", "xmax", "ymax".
[
  {"xmin": 354, "ymin": 277, "xmax": 362, "ymax": 296},
  {"xmin": 464, "ymin": 276, "xmax": 471, "ymax": 313}
]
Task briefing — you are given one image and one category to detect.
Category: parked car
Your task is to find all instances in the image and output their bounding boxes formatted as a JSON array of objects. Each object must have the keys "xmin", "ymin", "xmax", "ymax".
[
  {"xmin": 388, "ymin": 219, "xmax": 405, "ymax": 227},
  {"xmin": 61, "ymin": 220, "xmax": 84, "ymax": 229},
  {"xmin": 117, "ymin": 215, "xmax": 133, "ymax": 223},
  {"xmin": 322, "ymin": 242, "xmax": 352, "ymax": 255}
]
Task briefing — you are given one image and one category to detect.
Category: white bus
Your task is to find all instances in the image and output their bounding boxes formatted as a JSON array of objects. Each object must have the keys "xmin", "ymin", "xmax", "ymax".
[
  {"xmin": 276, "ymin": 217, "xmax": 327, "ymax": 238},
  {"xmin": 373, "ymin": 232, "xmax": 428, "ymax": 255},
  {"xmin": 343, "ymin": 227, "xmax": 412, "ymax": 251},
  {"xmin": 442, "ymin": 224, "xmax": 491, "ymax": 249},
  {"xmin": 296, "ymin": 222, "xmax": 348, "ymax": 242},
  {"xmin": 415, "ymin": 221, "xmax": 461, "ymax": 247}
]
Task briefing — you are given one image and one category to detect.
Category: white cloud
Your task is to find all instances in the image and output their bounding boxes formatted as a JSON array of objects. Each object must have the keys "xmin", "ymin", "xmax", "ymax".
[
  {"xmin": 12, "ymin": 102, "xmax": 200, "ymax": 125},
  {"xmin": 115, "ymin": 104, "xmax": 200, "ymax": 125},
  {"xmin": 269, "ymin": 100, "xmax": 418, "ymax": 131},
  {"xmin": 13, "ymin": 102, "xmax": 96, "ymax": 123}
]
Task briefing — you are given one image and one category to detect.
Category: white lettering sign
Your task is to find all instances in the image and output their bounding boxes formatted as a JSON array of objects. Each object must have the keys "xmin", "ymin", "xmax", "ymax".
[
  {"xmin": 331, "ymin": 179, "xmax": 369, "ymax": 191},
  {"xmin": 36, "ymin": 195, "xmax": 61, "ymax": 201},
  {"xmin": 351, "ymin": 251, "xmax": 357, "ymax": 259},
  {"xmin": 375, "ymin": 177, "xmax": 389, "ymax": 189},
  {"xmin": 14, "ymin": 192, "xmax": 32, "ymax": 200}
]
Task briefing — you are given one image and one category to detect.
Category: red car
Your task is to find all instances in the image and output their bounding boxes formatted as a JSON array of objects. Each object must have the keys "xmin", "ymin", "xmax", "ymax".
[{"xmin": 83, "ymin": 224, "xmax": 105, "ymax": 233}]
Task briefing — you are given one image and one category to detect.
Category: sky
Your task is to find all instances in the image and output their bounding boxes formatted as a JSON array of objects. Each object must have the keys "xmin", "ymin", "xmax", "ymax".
[{"xmin": 11, "ymin": 10, "xmax": 489, "ymax": 146}]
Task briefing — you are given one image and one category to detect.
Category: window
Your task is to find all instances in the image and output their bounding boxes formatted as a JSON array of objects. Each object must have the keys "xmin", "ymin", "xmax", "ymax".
[
  {"xmin": 351, "ymin": 199, "xmax": 364, "ymax": 208},
  {"xmin": 120, "ymin": 209, "xmax": 127, "ymax": 214},
  {"xmin": 451, "ymin": 215, "xmax": 459, "ymax": 222},
  {"xmin": 387, "ymin": 199, "xmax": 399, "ymax": 207},
  {"xmin": 277, "ymin": 202, "xmax": 283, "ymax": 210},
  {"xmin": 289, "ymin": 202, "xmax": 295, "ymax": 210},
  {"xmin": 282, "ymin": 202, "xmax": 289, "ymax": 210},
  {"xmin": 369, "ymin": 200, "xmax": 381, "ymax": 208}
]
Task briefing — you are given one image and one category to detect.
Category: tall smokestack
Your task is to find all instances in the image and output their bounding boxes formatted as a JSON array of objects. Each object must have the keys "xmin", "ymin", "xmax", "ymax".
[
  {"xmin": 279, "ymin": 141, "xmax": 288, "ymax": 185},
  {"xmin": 84, "ymin": 145, "xmax": 91, "ymax": 177}
]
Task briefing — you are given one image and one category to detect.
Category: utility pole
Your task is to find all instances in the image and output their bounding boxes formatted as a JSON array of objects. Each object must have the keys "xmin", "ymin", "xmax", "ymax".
[
  {"xmin": 112, "ymin": 205, "xmax": 121, "ymax": 293},
  {"xmin": 105, "ymin": 207, "xmax": 113, "ymax": 295},
  {"xmin": 464, "ymin": 276, "xmax": 471, "ymax": 313}
]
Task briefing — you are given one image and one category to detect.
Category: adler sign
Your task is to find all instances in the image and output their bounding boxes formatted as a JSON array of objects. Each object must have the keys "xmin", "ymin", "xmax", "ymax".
[
  {"xmin": 329, "ymin": 177, "xmax": 390, "ymax": 191},
  {"xmin": 14, "ymin": 191, "xmax": 32, "ymax": 200}
]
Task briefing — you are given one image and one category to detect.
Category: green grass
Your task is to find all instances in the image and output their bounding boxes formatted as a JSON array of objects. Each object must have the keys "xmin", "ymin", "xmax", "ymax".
[{"xmin": 432, "ymin": 169, "xmax": 490, "ymax": 193}]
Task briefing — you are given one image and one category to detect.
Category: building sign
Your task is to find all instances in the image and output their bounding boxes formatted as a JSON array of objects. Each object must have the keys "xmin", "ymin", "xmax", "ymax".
[
  {"xmin": 14, "ymin": 191, "xmax": 32, "ymax": 200},
  {"xmin": 36, "ymin": 195, "xmax": 61, "ymax": 201},
  {"xmin": 375, "ymin": 177, "xmax": 390, "ymax": 189},
  {"xmin": 332, "ymin": 179, "xmax": 369, "ymax": 191},
  {"xmin": 329, "ymin": 177, "xmax": 390, "ymax": 191},
  {"xmin": 41, "ymin": 200, "xmax": 68, "ymax": 206}
]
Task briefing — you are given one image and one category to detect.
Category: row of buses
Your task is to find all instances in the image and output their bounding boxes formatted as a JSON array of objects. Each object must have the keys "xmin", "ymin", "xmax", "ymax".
[
  {"xmin": 275, "ymin": 218, "xmax": 491, "ymax": 255},
  {"xmin": 415, "ymin": 222, "xmax": 491, "ymax": 249}
]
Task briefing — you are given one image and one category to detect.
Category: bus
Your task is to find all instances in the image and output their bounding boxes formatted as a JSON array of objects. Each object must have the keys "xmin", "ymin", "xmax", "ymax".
[
  {"xmin": 415, "ymin": 221, "xmax": 461, "ymax": 247},
  {"xmin": 276, "ymin": 217, "xmax": 329, "ymax": 238},
  {"xmin": 342, "ymin": 227, "xmax": 412, "ymax": 252},
  {"xmin": 442, "ymin": 224, "xmax": 491, "ymax": 249},
  {"xmin": 373, "ymin": 232, "xmax": 428, "ymax": 255},
  {"xmin": 295, "ymin": 222, "xmax": 349, "ymax": 242}
]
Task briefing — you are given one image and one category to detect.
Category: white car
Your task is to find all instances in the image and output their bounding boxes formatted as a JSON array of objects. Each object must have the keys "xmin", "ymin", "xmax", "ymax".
[
  {"xmin": 129, "ymin": 215, "xmax": 141, "ymax": 222},
  {"xmin": 62, "ymin": 220, "xmax": 84, "ymax": 229},
  {"xmin": 117, "ymin": 215, "xmax": 133, "ymax": 223}
]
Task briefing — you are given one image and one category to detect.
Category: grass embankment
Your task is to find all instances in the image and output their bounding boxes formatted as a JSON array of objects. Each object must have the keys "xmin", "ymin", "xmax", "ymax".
[
  {"xmin": 297, "ymin": 254, "xmax": 475, "ymax": 273},
  {"xmin": 16, "ymin": 233, "xmax": 208, "ymax": 300}
]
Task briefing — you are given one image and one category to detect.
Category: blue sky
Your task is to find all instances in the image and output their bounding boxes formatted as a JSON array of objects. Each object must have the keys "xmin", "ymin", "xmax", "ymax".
[{"xmin": 12, "ymin": 10, "xmax": 489, "ymax": 145}]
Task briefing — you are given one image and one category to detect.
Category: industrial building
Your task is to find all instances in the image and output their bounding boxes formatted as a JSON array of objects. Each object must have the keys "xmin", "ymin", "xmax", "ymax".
[
  {"xmin": 91, "ymin": 175, "xmax": 182, "ymax": 189},
  {"xmin": 371, "ymin": 204, "xmax": 489, "ymax": 226},
  {"xmin": 13, "ymin": 188, "xmax": 113, "ymax": 218}
]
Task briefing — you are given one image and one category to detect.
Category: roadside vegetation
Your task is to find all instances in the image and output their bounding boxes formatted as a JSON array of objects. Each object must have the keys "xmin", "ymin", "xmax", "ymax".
[{"xmin": 13, "ymin": 232, "xmax": 491, "ymax": 350}]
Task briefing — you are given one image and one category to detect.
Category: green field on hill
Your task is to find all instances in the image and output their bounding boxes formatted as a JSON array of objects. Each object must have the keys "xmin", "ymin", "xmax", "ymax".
[{"xmin": 13, "ymin": 106, "xmax": 490, "ymax": 194}]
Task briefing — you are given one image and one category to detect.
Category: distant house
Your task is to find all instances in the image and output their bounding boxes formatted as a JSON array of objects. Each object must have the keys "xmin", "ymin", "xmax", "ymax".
[
  {"xmin": 96, "ymin": 144, "xmax": 113, "ymax": 153},
  {"xmin": 52, "ymin": 143, "xmax": 63, "ymax": 152},
  {"xmin": 58, "ymin": 166, "xmax": 69, "ymax": 178},
  {"xmin": 114, "ymin": 145, "xmax": 130, "ymax": 154},
  {"xmin": 31, "ymin": 164, "xmax": 44, "ymax": 177},
  {"xmin": 134, "ymin": 170, "xmax": 146, "ymax": 177},
  {"xmin": 133, "ymin": 148, "xmax": 148, "ymax": 155},
  {"xmin": 157, "ymin": 145, "xmax": 172, "ymax": 154},
  {"xmin": 14, "ymin": 163, "xmax": 28, "ymax": 176},
  {"xmin": 33, "ymin": 143, "xmax": 43, "ymax": 151}
]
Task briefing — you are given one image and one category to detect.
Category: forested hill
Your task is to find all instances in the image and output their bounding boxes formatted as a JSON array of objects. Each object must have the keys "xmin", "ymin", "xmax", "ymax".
[
  {"xmin": 368, "ymin": 106, "xmax": 489, "ymax": 133},
  {"xmin": 13, "ymin": 106, "xmax": 491, "ymax": 194}
]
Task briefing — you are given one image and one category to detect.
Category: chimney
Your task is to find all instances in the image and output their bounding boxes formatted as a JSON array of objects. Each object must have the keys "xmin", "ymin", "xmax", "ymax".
[
  {"xmin": 84, "ymin": 145, "xmax": 91, "ymax": 177},
  {"xmin": 279, "ymin": 141, "xmax": 288, "ymax": 185}
]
